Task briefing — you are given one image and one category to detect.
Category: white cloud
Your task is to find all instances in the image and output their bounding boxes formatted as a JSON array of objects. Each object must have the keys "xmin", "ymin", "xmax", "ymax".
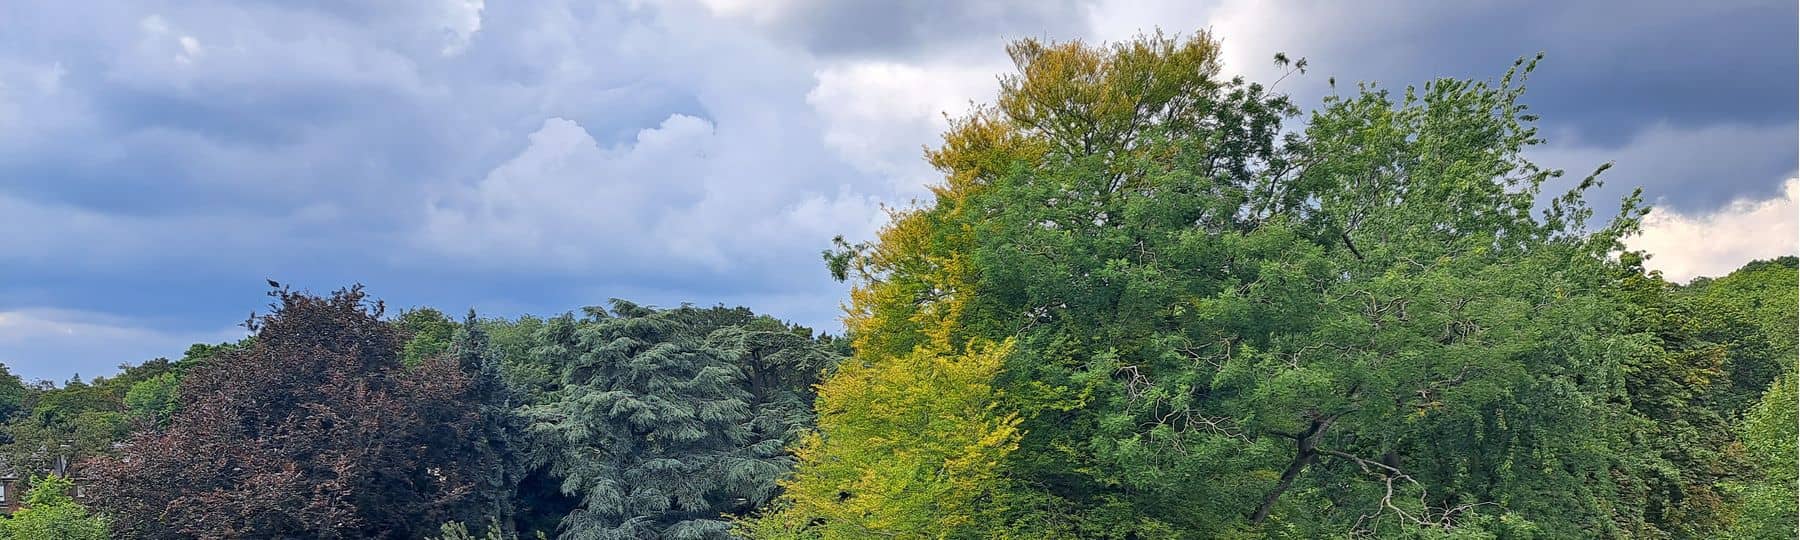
[
  {"xmin": 441, "ymin": 0, "xmax": 486, "ymax": 55},
  {"xmin": 421, "ymin": 107, "xmax": 887, "ymax": 280},
  {"xmin": 407, "ymin": 3, "xmax": 896, "ymax": 286},
  {"xmin": 1084, "ymin": 0, "xmax": 1217, "ymax": 45},
  {"xmin": 0, "ymin": 308, "xmax": 244, "ymax": 382},
  {"xmin": 421, "ymin": 115, "xmax": 718, "ymax": 268},
  {"xmin": 110, "ymin": 6, "xmax": 444, "ymax": 98},
  {"xmin": 2, "ymin": 0, "xmax": 1792, "ymax": 378},
  {"xmin": 178, "ymin": 35, "xmax": 203, "ymax": 63},
  {"xmin": 137, "ymin": 14, "xmax": 205, "ymax": 66},
  {"xmin": 1627, "ymin": 178, "xmax": 1798, "ymax": 283},
  {"xmin": 692, "ymin": 0, "xmax": 797, "ymax": 23},
  {"xmin": 138, "ymin": 14, "xmax": 170, "ymax": 35},
  {"xmin": 807, "ymin": 60, "xmax": 1004, "ymax": 196}
]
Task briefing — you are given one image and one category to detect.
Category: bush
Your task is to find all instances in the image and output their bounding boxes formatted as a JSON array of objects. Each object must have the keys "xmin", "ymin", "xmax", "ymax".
[{"xmin": 0, "ymin": 475, "xmax": 110, "ymax": 540}]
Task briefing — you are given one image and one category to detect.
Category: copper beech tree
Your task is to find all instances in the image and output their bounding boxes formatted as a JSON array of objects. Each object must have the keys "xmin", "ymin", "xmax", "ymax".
[{"xmin": 86, "ymin": 286, "xmax": 508, "ymax": 540}]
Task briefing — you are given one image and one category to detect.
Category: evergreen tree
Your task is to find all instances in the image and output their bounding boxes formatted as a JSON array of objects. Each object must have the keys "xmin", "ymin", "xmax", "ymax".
[
  {"xmin": 445, "ymin": 309, "xmax": 528, "ymax": 538},
  {"xmin": 525, "ymin": 301, "xmax": 835, "ymax": 539},
  {"xmin": 513, "ymin": 313, "xmax": 589, "ymax": 536}
]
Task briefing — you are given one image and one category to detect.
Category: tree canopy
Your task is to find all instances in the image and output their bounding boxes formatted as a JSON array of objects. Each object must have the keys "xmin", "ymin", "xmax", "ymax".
[
  {"xmin": 756, "ymin": 32, "xmax": 1794, "ymax": 539},
  {"xmin": 86, "ymin": 286, "xmax": 508, "ymax": 539},
  {"xmin": 523, "ymin": 301, "xmax": 841, "ymax": 539},
  {"xmin": 0, "ymin": 475, "xmax": 109, "ymax": 540},
  {"xmin": 0, "ymin": 29, "xmax": 1788, "ymax": 540}
]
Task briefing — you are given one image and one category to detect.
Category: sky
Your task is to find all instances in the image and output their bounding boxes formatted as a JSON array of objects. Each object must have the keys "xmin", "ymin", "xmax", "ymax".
[{"xmin": 0, "ymin": 0, "xmax": 1794, "ymax": 382}]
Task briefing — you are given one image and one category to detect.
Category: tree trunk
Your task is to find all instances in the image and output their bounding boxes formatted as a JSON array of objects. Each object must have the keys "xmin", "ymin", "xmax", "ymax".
[{"xmin": 1250, "ymin": 416, "xmax": 1334, "ymax": 524}]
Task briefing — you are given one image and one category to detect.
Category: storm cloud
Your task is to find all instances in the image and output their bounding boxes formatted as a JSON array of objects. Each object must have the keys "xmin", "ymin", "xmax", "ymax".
[{"xmin": 0, "ymin": 0, "xmax": 1791, "ymax": 380}]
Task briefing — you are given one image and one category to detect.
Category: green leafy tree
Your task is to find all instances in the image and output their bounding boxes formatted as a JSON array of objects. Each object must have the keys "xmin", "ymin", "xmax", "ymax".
[
  {"xmin": 0, "ymin": 475, "xmax": 110, "ymax": 540},
  {"xmin": 745, "ymin": 340, "xmax": 1020, "ymax": 539},
  {"xmin": 164, "ymin": 340, "xmax": 248, "ymax": 376},
  {"xmin": 1689, "ymin": 257, "xmax": 1798, "ymax": 350},
  {"xmin": 766, "ymin": 31, "xmax": 1671, "ymax": 539},
  {"xmin": 123, "ymin": 372, "xmax": 180, "ymax": 427},
  {"xmin": 0, "ymin": 339, "xmax": 239, "ymax": 483},
  {"xmin": 0, "ymin": 365, "xmax": 26, "ymax": 421},
  {"xmin": 398, "ymin": 307, "xmax": 461, "ymax": 366},
  {"xmin": 480, "ymin": 315, "xmax": 556, "ymax": 401},
  {"xmin": 1692, "ymin": 257, "xmax": 1800, "ymax": 539},
  {"xmin": 1604, "ymin": 254, "xmax": 1788, "ymax": 536},
  {"xmin": 1732, "ymin": 374, "xmax": 1798, "ymax": 540},
  {"xmin": 0, "ymin": 378, "xmax": 130, "ymax": 486}
]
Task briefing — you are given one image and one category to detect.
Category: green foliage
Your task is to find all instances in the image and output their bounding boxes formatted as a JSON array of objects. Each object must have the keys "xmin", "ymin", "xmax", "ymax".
[
  {"xmin": 747, "ymin": 340, "xmax": 1020, "ymax": 539},
  {"xmin": 431, "ymin": 519, "xmax": 547, "ymax": 540},
  {"xmin": 446, "ymin": 309, "xmax": 529, "ymax": 537},
  {"xmin": 0, "ymin": 366, "xmax": 25, "ymax": 421},
  {"xmin": 762, "ymin": 31, "xmax": 1792, "ymax": 540},
  {"xmin": 0, "ymin": 29, "xmax": 1790, "ymax": 540},
  {"xmin": 0, "ymin": 339, "xmax": 238, "ymax": 486},
  {"xmin": 524, "ymin": 301, "xmax": 839, "ymax": 539},
  {"xmin": 1730, "ymin": 374, "xmax": 1798, "ymax": 539},
  {"xmin": 0, "ymin": 379, "xmax": 129, "ymax": 486},
  {"xmin": 86, "ymin": 286, "xmax": 512, "ymax": 539},
  {"xmin": 1696, "ymin": 257, "xmax": 1800, "ymax": 539},
  {"xmin": 0, "ymin": 475, "xmax": 110, "ymax": 540},
  {"xmin": 166, "ymin": 340, "xmax": 245, "ymax": 376},
  {"xmin": 1601, "ymin": 256, "xmax": 1788, "ymax": 536},
  {"xmin": 481, "ymin": 315, "xmax": 556, "ymax": 400},
  {"xmin": 398, "ymin": 307, "xmax": 461, "ymax": 366},
  {"xmin": 1690, "ymin": 256, "xmax": 1799, "ymax": 364},
  {"xmin": 122, "ymin": 372, "xmax": 180, "ymax": 426}
]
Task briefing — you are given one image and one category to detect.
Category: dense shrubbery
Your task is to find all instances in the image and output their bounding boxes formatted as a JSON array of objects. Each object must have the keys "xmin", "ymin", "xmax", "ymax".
[
  {"xmin": 0, "ymin": 31, "xmax": 1789, "ymax": 540},
  {"xmin": 0, "ymin": 475, "xmax": 110, "ymax": 540}
]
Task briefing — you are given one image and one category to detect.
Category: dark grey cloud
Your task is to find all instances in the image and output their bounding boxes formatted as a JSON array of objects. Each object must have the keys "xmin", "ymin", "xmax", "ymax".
[
  {"xmin": 0, "ymin": 0, "xmax": 880, "ymax": 373},
  {"xmin": 0, "ymin": 0, "xmax": 1790, "ymax": 380},
  {"xmin": 736, "ymin": 0, "xmax": 1090, "ymax": 59},
  {"xmin": 1212, "ymin": 1, "xmax": 1794, "ymax": 140},
  {"xmin": 1533, "ymin": 122, "xmax": 1796, "ymax": 213},
  {"xmin": 1198, "ymin": 0, "xmax": 1795, "ymax": 214}
]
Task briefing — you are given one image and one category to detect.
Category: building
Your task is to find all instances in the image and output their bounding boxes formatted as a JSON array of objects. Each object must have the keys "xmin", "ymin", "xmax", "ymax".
[{"xmin": 0, "ymin": 452, "xmax": 92, "ymax": 514}]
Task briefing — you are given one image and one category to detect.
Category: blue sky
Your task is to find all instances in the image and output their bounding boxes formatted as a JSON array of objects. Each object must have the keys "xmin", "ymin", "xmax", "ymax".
[{"xmin": 1, "ymin": 0, "xmax": 1795, "ymax": 382}]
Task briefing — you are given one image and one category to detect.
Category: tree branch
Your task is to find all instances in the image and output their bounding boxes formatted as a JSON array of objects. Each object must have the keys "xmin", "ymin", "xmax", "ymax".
[{"xmin": 1341, "ymin": 231, "xmax": 1365, "ymax": 261}]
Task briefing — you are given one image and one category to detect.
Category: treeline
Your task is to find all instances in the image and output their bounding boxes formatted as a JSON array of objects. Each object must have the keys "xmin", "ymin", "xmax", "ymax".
[
  {"xmin": 736, "ymin": 34, "xmax": 1797, "ymax": 539},
  {"xmin": 0, "ymin": 290, "xmax": 843, "ymax": 539},
  {"xmin": 0, "ymin": 32, "xmax": 1793, "ymax": 539}
]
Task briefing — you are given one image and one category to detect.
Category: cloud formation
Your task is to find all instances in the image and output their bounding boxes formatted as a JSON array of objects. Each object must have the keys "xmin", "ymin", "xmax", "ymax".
[
  {"xmin": 0, "ymin": 0, "xmax": 1792, "ymax": 379},
  {"xmin": 1629, "ymin": 179, "xmax": 1799, "ymax": 283}
]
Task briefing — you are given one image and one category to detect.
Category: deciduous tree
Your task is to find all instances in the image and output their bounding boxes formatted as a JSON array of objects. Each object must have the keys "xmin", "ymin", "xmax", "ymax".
[
  {"xmin": 0, "ymin": 475, "xmax": 109, "ymax": 540},
  {"xmin": 765, "ymin": 31, "xmax": 1681, "ymax": 539},
  {"xmin": 86, "ymin": 286, "xmax": 506, "ymax": 539}
]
